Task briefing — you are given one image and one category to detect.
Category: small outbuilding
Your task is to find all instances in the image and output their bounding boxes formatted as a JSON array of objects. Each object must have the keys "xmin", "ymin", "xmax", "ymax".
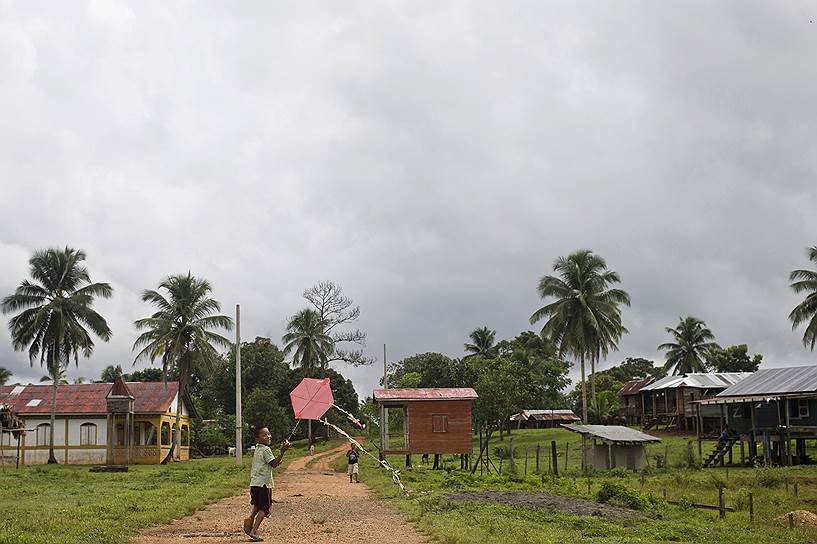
[
  {"xmin": 510, "ymin": 409, "xmax": 581, "ymax": 429},
  {"xmin": 373, "ymin": 388, "xmax": 477, "ymax": 464},
  {"xmin": 561, "ymin": 424, "xmax": 660, "ymax": 471}
]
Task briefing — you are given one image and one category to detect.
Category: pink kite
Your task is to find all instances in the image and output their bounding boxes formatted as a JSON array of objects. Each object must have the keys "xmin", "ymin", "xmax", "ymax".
[{"xmin": 289, "ymin": 377, "xmax": 334, "ymax": 420}]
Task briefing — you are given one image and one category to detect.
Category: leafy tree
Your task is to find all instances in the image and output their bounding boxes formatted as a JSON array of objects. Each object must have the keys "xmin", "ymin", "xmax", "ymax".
[
  {"xmin": 658, "ymin": 316, "xmax": 719, "ymax": 375},
  {"xmin": 0, "ymin": 367, "xmax": 11, "ymax": 385},
  {"xmin": 303, "ymin": 281, "xmax": 375, "ymax": 366},
  {"xmin": 395, "ymin": 372, "xmax": 422, "ymax": 388},
  {"xmin": 604, "ymin": 357, "xmax": 666, "ymax": 383},
  {"xmin": 73, "ymin": 377, "xmax": 86, "ymax": 384},
  {"xmin": 244, "ymin": 388, "xmax": 290, "ymax": 441},
  {"xmin": 100, "ymin": 364, "xmax": 123, "ymax": 382},
  {"xmin": 126, "ymin": 367, "xmax": 164, "ymax": 382},
  {"xmin": 464, "ymin": 326, "xmax": 496, "ymax": 358},
  {"xmin": 789, "ymin": 246, "xmax": 817, "ymax": 350},
  {"xmin": 133, "ymin": 273, "xmax": 232, "ymax": 461},
  {"xmin": 707, "ymin": 344, "xmax": 762, "ymax": 373},
  {"xmin": 530, "ymin": 249, "xmax": 630, "ymax": 423},
  {"xmin": 1, "ymin": 246, "xmax": 112, "ymax": 463},
  {"xmin": 282, "ymin": 308, "xmax": 333, "ymax": 376},
  {"xmin": 386, "ymin": 352, "xmax": 463, "ymax": 389}
]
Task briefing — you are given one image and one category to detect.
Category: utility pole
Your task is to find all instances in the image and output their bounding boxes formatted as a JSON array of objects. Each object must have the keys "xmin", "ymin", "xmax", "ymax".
[
  {"xmin": 235, "ymin": 304, "xmax": 242, "ymax": 465},
  {"xmin": 381, "ymin": 344, "xmax": 389, "ymax": 457}
]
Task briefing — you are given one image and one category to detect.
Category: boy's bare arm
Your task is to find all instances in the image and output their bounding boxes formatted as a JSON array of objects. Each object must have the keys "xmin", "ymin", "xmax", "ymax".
[{"xmin": 269, "ymin": 440, "xmax": 291, "ymax": 468}]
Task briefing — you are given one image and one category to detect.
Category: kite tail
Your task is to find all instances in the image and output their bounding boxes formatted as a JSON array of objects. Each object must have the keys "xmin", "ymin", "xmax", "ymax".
[
  {"xmin": 319, "ymin": 417, "xmax": 409, "ymax": 496},
  {"xmin": 285, "ymin": 418, "xmax": 302, "ymax": 443},
  {"xmin": 332, "ymin": 403, "xmax": 365, "ymax": 429}
]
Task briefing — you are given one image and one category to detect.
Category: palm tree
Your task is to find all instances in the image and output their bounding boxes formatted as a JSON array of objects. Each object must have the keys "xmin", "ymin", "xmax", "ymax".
[
  {"xmin": 789, "ymin": 246, "xmax": 817, "ymax": 350},
  {"xmin": 133, "ymin": 273, "xmax": 232, "ymax": 461},
  {"xmin": 658, "ymin": 316, "xmax": 719, "ymax": 375},
  {"xmin": 282, "ymin": 308, "xmax": 333, "ymax": 376},
  {"xmin": 1, "ymin": 247, "xmax": 112, "ymax": 463},
  {"xmin": 0, "ymin": 367, "xmax": 11, "ymax": 385},
  {"xmin": 464, "ymin": 326, "xmax": 496, "ymax": 357},
  {"xmin": 530, "ymin": 249, "xmax": 630, "ymax": 423},
  {"xmin": 40, "ymin": 362, "xmax": 68, "ymax": 385}
]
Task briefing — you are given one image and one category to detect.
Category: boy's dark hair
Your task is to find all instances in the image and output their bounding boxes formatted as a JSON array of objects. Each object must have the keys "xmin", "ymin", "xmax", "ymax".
[{"xmin": 256, "ymin": 426, "xmax": 268, "ymax": 438}]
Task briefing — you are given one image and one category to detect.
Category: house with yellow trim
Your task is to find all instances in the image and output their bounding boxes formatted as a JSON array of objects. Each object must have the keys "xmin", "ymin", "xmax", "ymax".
[{"xmin": 0, "ymin": 376, "xmax": 191, "ymax": 465}]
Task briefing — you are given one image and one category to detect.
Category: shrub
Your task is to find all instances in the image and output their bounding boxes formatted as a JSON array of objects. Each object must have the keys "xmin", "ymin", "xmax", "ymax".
[
  {"xmin": 596, "ymin": 481, "xmax": 650, "ymax": 511},
  {"xmin": 752, "ymin": 466, "xmax": 786, "ymax": 489}
]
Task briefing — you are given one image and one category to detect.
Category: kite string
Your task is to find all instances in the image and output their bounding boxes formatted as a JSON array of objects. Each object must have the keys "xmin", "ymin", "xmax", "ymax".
[
  {"xmin": 331, "ymin": 403, "xmax": 365, "ymax": 428},
  {"xmin": 320, "ymin": 417, "xmax": 409, "ymax": 495}
]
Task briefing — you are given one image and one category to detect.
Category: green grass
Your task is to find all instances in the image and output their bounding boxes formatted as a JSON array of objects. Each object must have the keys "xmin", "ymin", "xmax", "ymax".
[
  {"xmin": 0, "ymin": 437, "xmax": 342, "ymax": 544},
  {"xmin": 337, "ymin": 429, "xmax": 817, "ymax": 544}
]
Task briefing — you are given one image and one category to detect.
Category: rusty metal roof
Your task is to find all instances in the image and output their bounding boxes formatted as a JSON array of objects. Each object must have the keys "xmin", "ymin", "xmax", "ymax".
[
  {"xmin": 1, "ymin": 382, "xmax": 179, "ymax": 415},
  {"xmin": 618, "ymin": 377, "xmax": 655, "ymax": 396},
  {"xmin": 641, "ymin": 372, "xmax": 750, "ymax": 391},
  {"xmin": 511, "ymin": 409, "xmax": 579, "ymax": 421},
  {"xmin": 373, "ymin": 388, "xmax": 478, "ymax": 402},
  {"xmin": 561, "ymin": 424, "xmax": 661, "ymax": 443}
]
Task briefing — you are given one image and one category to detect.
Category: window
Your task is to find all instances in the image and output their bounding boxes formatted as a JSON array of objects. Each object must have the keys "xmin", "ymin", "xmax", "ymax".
[
  {"xmin": 115, "ymin": 424, "xmax": 125, "ymax": 446},
  {"xmin": 432, "ymin": 414, "xmax": 448, "ymax": 433},
  {"xmin": 161, "ymin": 422, "xmax": 171, "ymax": 445},
  {"xmin": 80, "ymin": 423, "xmax": 97, "ymax": 446},
  {"xmin": 181, "ymin": 425, "xmax": 189, "ymax": 446},
  {"xmin": 141, "ymin": 422, "xmax": 157, "ymax": 446},
  {"xmin": 36, "ymin": 423, "xmax": 50, "ymax": 446},
  {"xmin": 789, "ymin": 399, "xmax": 810, "ymax": 419}
]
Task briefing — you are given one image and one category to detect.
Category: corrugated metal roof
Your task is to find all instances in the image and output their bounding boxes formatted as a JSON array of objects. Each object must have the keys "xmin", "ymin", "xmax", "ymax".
[
  {"xmin": 373, "ymin": 388, "xmax": 478, "ymax": 401},
  {"xmin": 716, "ymin": 366, "xmax": 817, "ymax": 397},
  {"xmin": 640, "ymin": 372, "xmax": 750, "ymax": 391},
  {"xmin": 1, "ymin": 382, "xmax": 179, "ymax": 414},
  {"xmin": 618, "ymin": 377, "xmax": 655, "ymax": 396},
  {"xmin": 511, "ymin": 409, "xmax": 579, "ymax": 421},
  {"xmin": 561, "ymin": 424, "xmax": 661, "ymax": 443}
]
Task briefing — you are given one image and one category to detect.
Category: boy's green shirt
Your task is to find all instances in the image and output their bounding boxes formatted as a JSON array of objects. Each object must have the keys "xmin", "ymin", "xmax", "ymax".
[{"xmin": 250, "ymin": 443, "xmax": 276, "ymax": 487}]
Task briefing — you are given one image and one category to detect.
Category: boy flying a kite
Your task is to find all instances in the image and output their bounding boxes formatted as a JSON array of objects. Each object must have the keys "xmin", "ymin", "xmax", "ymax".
[{"xmin": 244, "ymin": 427, "xmax": 291, "ymax": 542}]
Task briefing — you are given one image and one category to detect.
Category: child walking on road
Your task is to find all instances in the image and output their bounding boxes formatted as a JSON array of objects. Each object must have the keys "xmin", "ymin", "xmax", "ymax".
[
  {"xmin": 346, "ymin": 443, "xmax": 360, "ymax": 483},
  {"xmin": 243, "ymin": 427, "xmax": 291, "ymax": 542}
]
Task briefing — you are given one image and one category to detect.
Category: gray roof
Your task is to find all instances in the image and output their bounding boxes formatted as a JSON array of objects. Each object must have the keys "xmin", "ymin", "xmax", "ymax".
[
  {"xmin": 640, "ymin": 372, "xmax": 751, "ymax": 391},
  {"xmin": 717, "ymin": 366, "xmax": 817, "ymax": 397},
  {"xmin": 560, "ymin": 424, "xmax": 661, "ymax": 443}
]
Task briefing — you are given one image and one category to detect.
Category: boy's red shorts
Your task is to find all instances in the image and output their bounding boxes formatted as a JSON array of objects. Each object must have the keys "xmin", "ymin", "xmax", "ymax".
[{"xmin": 250, "ymin": 486, "xmax": 273, "ymax": 517}]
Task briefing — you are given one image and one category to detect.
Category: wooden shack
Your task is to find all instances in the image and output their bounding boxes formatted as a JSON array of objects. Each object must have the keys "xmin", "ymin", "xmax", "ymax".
[
  {"xmin": 510, "ymin": 409, "xmax": 581, "ymax": 429},
  {"xmin": 373, "ymin": 388, "xmax": 477, "ymax": 464},
  {"xmin": 697, "ymin": 365, "xmax": 817, "ymax": 467},
  {"xmin": 562, "ymin": 424, "xmax": 660, "ymax": 471},
  {"xmin": 618, "ymin": 377, "xmax": 655, "ymax": 426}
]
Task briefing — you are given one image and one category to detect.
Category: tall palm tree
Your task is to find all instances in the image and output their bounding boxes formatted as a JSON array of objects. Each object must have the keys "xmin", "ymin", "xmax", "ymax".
[
  {"xmin": 530, "ymin": 249, "xmax": 630, "ymax": 423},
  {"xmin": 133, "ymin": 273, "xmax": 232, "ymax": 461},
  {"xmin": 464, "ymin": 326, "xmax": 496, "ymax": 357},
  {"xmin": 40, "ymin": 362, "xmax": 68, "ymax": 385},
  {"xmin": 789, "ymin": 246, "xmax": 817, "ymax": 350},
  {"xmin": 282, "ymin": 308, "xmax": 333, "ymax": 376},
  {"xmin": 658, "ymin": 316, "xmax": 719, "ymax": 375},
  {"xmin": 1, "ymin": 247, "xmax": 112, "ymax": 463}
]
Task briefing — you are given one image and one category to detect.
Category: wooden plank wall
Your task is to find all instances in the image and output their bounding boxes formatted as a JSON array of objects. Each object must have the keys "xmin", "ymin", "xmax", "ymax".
[{"xmin": 407, "ymin": 400, "xmax": 473, "ymax": 454}]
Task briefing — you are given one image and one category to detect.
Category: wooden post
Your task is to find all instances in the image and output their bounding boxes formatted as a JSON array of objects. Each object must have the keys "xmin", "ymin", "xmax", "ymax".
[
  {"xmin": 664, "ymin": 444, "xmax": 669, "ymax": 468},
  {"xmin": 740, "ymin": 441, "xmax": 745, "ymax": 466},
  {"xmin": 718, "ymin": 487, "xmax": 725, "ymax": 520},
  {"xmin": 607, "ymin": 442, "xmax": 613, "ymax": 469},
  {"xmin": 499, "ymin": 456, "xmax": 502, "ymax": 475},
  {"xmin": 748, "ymin": 491, "xmax": 754, "ymax": 524},
  {"xmin": 795, "ymin": 481, "xmax": 799, "ymax": 497},
  {"xmin": 536, "ymin": 443, "xmax": 540, "ymax": 473},
  {"xmin": 235, "ymin": 304, "xmax": 242, "ymax": 466},
  {"xmin": 551, "ymin": 441, "xmax": 558, "ymax": 476},
  {"xmin": 524, "ymin": 448, "xmax": 528, "ymax": 476},
  {"xmin": 581, "ymin": 435, "xmax": 587, "ymax": 474},
  {"xmin": 788, "ymin": 512, "xmax": 794, "ymax": 530},
  {"xmin": 565, "ymin": 442, "xmax": 569, "ymax": 472}
]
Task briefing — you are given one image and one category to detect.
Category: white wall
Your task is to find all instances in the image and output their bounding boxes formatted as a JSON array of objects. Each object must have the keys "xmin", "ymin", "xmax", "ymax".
[{"xmin": 67, "ymin": 418, "xmax": 107, "ymax": 446}]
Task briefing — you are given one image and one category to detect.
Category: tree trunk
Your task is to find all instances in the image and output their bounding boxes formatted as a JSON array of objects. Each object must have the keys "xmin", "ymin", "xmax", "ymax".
[
  {"xmin": 48, "ymin": 380, "xmax": 58, "ymax": 464},
  {"xmin": 590, "ymin": 356, "xmax": 597, "ymax": 422},
  {"xmin": 580, "ymin": 355, "xmax": 588, "ymax": 424}
]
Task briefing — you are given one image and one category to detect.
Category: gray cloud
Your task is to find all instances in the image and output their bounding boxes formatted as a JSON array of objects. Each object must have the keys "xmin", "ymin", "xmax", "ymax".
[{"xmin": 2, "ymin": 1, "xmax": 817, "ymax": 394}]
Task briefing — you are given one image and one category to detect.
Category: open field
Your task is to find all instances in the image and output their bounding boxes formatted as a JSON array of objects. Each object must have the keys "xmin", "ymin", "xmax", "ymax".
[
  {"xmin": 343, "ymin": 428, "xmax": 817, "ymax": 544},
  {"xmin": 0, "ymin": 438, "xmax": 342, "ymax": 544}
]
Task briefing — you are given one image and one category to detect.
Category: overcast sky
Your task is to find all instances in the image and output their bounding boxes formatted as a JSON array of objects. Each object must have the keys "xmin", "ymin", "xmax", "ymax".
[{"xmin": 2, "ymin": 2, "xmax": 817, "ymax": 399}]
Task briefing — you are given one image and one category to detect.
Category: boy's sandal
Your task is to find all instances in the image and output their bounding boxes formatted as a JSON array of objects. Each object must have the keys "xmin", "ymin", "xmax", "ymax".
[{"xmin": 251, "ymin": 535, "xmax": 264, "ymax": 542}]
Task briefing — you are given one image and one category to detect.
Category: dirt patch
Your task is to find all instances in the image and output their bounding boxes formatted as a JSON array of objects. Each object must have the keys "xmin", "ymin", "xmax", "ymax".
[
  {"xmin": 136, "ymin": 440, "xmax": 429, "ymax": 544},
  {"xmin": 448, "ymin": 491, "xmax": 645, "ymax": 520},
  {"xmin": 775, "ymin": 510, "xmax": 817, "ymax": 528}
]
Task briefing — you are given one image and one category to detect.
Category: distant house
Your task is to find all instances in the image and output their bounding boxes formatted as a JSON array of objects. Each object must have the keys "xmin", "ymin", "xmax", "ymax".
[
  {"xmin": 639, "ymin": 372, "xmax": 752, "ymax": 432},
  {"xmin": 618, "ymin": 377, "xmax": 656, "ymax": 426},
  {"xmin": 0, "ymin": 377, "xmax": 192, "ymax": 466},
  {"xmin": 698, "ymin": 365, "xmax": 817, "ymax": 466},
  {"xmin": 510, "ymin": 409, "xmax": 581, "ymax": 429}
]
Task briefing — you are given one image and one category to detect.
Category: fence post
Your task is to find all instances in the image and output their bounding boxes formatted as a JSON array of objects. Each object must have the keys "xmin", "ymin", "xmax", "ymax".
[
  {"xmin": 788, "ymin": 512, "xmax": 795, "ymax": 530},
  {"xmin": 795, "ymin": 481, "xmax": 799, "ymax": 497},
  {"xmin": 718, "ymin": 487, "xmax": 725, "ymax": 520},
  {"xmin": 524, "ymin": 448, "xmax": 528, "ymax": 476},
  {"xmin": 536, "ymin": 443, "xmax": 540, "ymax": 473},
  {"xmin": 551, "ymin": 441, "xmax": 559, "ymax": 477},
  {"xmin": 565, "ymin": 442, "xmax": 569, "ymax": 472},
  {"xmin": 748, "ymin": 491, "xmax": 754, "ymax": 524}
]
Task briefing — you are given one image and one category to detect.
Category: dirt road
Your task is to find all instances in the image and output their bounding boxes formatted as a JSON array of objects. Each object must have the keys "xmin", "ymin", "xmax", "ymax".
[{"xmin": 135, "ymin": 442, "xmax": 428, "ymax": 544}]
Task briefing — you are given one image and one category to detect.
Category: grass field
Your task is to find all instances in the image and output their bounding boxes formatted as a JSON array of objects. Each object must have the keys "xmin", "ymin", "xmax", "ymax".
[
  {"xmin": 0, "ymin": 438, "xmax": 342, "ymax": 544},
  {"xmin": 343, "ymin": 428, "xmax": 817, "ymax": 544}
]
